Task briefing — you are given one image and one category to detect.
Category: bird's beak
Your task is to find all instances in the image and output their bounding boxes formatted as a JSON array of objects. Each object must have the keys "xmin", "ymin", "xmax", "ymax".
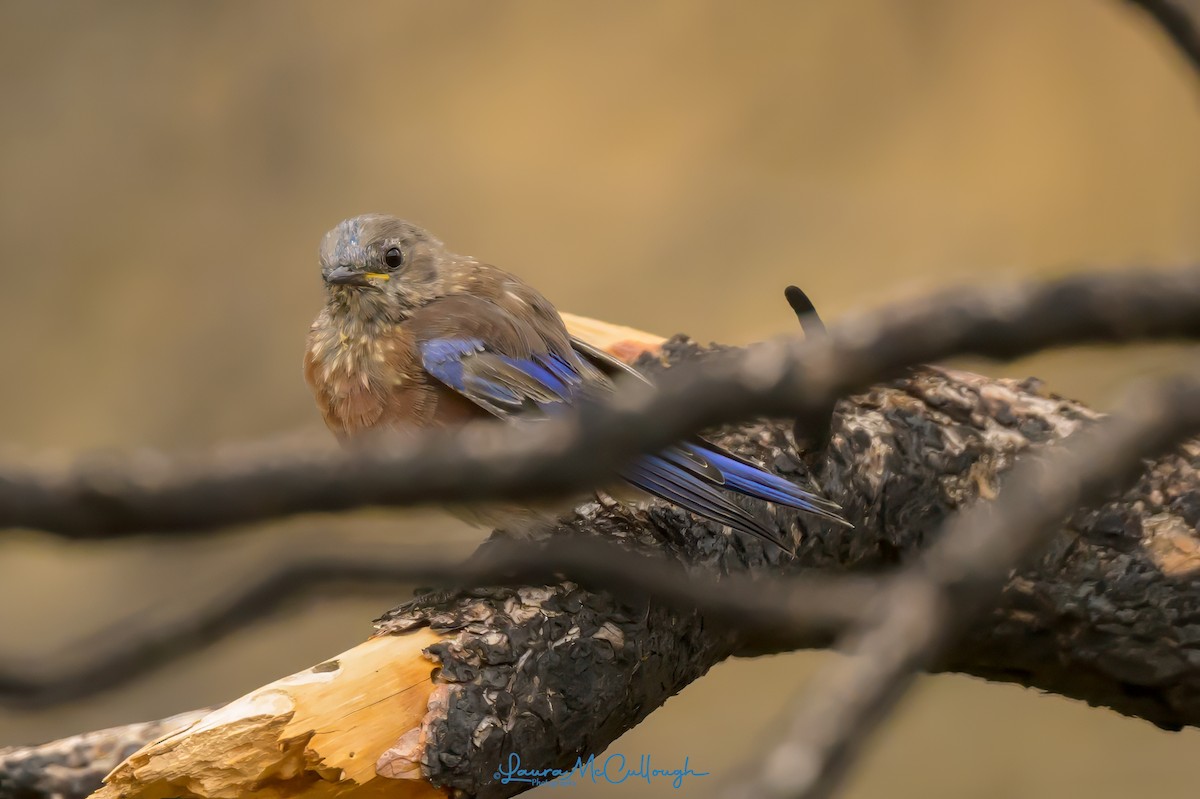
[{"xmin": 324, "ymin": 266, "xmax": 391, "ymax": 287}]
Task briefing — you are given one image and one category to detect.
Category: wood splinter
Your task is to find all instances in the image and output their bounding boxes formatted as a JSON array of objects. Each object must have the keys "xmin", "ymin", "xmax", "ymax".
[{"xmin": 97, "ymin": 629, "xmax": 446, "ymax": 799}]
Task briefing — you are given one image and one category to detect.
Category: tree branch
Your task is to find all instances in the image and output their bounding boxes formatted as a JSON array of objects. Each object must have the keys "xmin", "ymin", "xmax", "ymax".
[{"xmin": 1, "ymin": 268, "xmax": 1199, "ymax": 539}]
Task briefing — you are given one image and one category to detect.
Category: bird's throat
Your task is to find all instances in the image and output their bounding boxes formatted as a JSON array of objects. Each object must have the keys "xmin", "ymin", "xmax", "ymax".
[{"xmin": 326, "ymin": 286, "xmax": 407, "ymax": 327}]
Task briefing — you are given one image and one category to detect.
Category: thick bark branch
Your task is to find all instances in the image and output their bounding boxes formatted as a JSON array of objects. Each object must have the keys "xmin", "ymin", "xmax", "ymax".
[
  {"xmin": 4, "ymin": 316, "xmax": 1200, "ymax": 799},
  {"xmin": 736, "ymin": 371, "xmax": 1200, "ymax": 799}
]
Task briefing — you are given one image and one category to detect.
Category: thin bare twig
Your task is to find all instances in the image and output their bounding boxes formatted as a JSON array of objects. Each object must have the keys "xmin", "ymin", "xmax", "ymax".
[
  {"xmin": 734, "ymin": 370, "xmax": 1200, "ymax": 799},
  {"xmin": 784, "ymin": 285, "xmax": 827, "ymax": 336},
  {"xmin": 783, "ymin": 286, "xmax": 833, "ymax": 453},
  {"xmin": 1124, "ymin": 0, "xmax": 1200, "ymax": 75},
  {"xmin": 0, "ymin": 536, "xmax": 873, "ymax": 709},
  {"xmin": 1, "ymin": 267, "xmax": 1199, "ymax": 539}
]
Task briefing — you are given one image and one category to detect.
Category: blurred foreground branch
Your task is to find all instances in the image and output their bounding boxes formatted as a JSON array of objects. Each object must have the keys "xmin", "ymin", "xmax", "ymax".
[
  {"xmin": 1124, "ymin": 0, "xmax": 1200, "ymax": 74},
  {"xmin": 0, "ymin": 537, "xmax": 873, "ymax": 710},
  {"xmin": 2, "ymin": 268, "xmax": 1199, "ymax": 539}
]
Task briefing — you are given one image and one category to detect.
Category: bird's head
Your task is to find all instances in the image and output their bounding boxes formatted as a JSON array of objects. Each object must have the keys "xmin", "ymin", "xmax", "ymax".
[{"xmin": 318, "ymin": 214, "xmax": 449, "ymax": 321}]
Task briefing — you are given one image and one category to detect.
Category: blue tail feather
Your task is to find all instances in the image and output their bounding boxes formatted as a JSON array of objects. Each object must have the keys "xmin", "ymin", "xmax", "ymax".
[
  {"xmin": 681, "ymin": 443, "xmax": 846, "ymax": 522},
  {"xmin": 621, "ymin": 455, "xmax": 788, "ymax": 549}
]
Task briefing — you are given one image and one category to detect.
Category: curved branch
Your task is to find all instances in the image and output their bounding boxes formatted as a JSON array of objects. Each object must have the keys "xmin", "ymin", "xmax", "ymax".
[
  {"xmin": 1, "ymin": 267, "xmax": 1199, "ymax": 539},
  {"xmin": 0, "ymin": 537, "xmax": 872, "ymax": 710}
]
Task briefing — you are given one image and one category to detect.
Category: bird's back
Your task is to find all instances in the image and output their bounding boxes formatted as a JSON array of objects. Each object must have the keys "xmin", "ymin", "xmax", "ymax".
[{"xmin": 304, "ymin": 216, "xmax": 847, "ymax": 548}]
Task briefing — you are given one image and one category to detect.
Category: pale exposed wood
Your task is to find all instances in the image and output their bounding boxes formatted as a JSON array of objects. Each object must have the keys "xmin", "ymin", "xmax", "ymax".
[
  {"xmin": 94, "ymin": 629, "xmax": 447, "ymax": 799},
  {"xmin": 560, "ymin": 312, "xmax": 666, "ymax": 358}
]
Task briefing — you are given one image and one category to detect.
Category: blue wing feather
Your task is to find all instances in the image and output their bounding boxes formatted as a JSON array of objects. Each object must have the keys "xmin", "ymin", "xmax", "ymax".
[
  {"xmin": 420, "ymin": 337, "xmax": 582, "ymax": 417},
  {"xmin": 545, "ymin": 352, "xmax": 590, "ymax": 386},
  {"xmin": 419, "ymin": 333, "xmax": 849, "ymax": 547},
  {"xmin": 420, "ymin": 338, "xmax": 482, "ymax": 393},
  {"xmin": 496, "ymin": 355, "xmax": 572, "ymax": 397}
]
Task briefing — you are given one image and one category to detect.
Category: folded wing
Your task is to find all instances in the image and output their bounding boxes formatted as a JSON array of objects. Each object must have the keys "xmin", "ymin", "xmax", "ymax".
[{"xmin": 410, "ymin": 295, "xmax": 847, "ymax": 549}]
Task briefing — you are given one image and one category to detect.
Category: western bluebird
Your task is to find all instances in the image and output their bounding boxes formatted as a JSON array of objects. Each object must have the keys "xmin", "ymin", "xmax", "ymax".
[{"xmin": 304, "ymin": 214, "xmax": 847, "ymax": 549}]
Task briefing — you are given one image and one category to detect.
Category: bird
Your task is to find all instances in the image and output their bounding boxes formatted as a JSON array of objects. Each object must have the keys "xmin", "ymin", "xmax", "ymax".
[{"xmin": 303, "ymin": 213, "xmax": 848, "ymax": 550}]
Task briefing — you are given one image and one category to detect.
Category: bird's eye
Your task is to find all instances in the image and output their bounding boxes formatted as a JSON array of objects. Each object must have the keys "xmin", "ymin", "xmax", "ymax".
[{"xmin": 384, "ymin": 247, "xmax": 404, "ymax": 269}]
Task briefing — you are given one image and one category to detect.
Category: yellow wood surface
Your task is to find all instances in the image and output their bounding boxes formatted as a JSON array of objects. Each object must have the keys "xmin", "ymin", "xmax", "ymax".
[{"xmin": 95, "ymin": 629, "xmax": 447, "ymax": 799}]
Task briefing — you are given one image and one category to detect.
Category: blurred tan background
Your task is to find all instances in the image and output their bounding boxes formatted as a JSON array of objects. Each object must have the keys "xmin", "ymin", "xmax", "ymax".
[{"xmin": 2, "ymin": 1, "xmax": 1200, "ymax": 796}]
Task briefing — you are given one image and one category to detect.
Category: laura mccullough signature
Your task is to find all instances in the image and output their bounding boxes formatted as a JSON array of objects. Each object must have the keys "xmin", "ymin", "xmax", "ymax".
[{"xmin": 493, "ymin": 751, "xmax": 709, "ymax": 790}]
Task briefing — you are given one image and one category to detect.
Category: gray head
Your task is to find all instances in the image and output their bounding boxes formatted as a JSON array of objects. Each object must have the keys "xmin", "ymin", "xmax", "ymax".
[{"xmin": 318, "ymin": 214, "xmax": 453, "ymax": 320}]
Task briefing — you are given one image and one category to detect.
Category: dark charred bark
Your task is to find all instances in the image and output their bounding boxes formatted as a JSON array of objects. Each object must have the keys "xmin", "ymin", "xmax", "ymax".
[
  {"xmin": 4, "ymin": 339, "xmax": 1200, "ymax": 799},
  {"xmin": 372, "ymin": 339, "xmax": 1200, "ymax": 796}
]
